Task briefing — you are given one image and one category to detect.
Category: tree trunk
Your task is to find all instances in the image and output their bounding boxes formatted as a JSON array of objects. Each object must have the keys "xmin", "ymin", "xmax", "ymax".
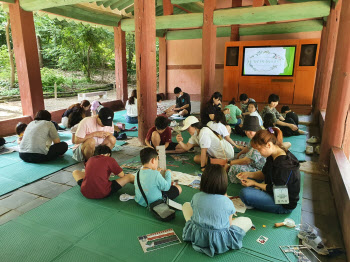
[
  {"xmin": 36, "ymin": 35, "xmax": 44, "ymax": 68},
  {"xmin": 5, "ymin": 14, "xmax": 15, "ymax": 89},
  {"xmin": 86, "ymin": 45, "xmax": 92, "ymax": 80}
]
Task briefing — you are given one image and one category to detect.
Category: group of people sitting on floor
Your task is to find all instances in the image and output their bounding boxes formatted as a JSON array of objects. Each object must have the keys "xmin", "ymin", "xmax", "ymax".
[{"xmin": 11, "ymin": 88, "xmax": 302, "ymax": 257}]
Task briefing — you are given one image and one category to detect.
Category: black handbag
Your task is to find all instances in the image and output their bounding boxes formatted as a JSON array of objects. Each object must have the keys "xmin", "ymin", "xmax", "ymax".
[{"xmin": 136, "ymin": 171, "xmax": 175, "ymax": 222}]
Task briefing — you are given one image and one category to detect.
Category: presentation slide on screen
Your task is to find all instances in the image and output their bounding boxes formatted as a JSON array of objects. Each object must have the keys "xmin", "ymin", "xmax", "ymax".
[{"xmin": 243, "ymin": 47, "xmax": 295, "ymax": 76}]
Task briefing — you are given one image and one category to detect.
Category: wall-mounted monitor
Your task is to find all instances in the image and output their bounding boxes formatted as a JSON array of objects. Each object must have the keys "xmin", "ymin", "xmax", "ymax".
[{"xmin": 242, "ymin": 46, "xmax": 296, "ymax": 76}]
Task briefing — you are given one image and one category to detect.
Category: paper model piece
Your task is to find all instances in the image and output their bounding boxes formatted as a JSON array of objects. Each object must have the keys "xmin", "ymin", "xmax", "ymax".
[
  {"xmin": 171, "ymin": 171, "xmax": 200, "ymax": 186},
  {"xmin": 156, "ymin": 145, "xmax": 167, "ymax": 170},
  {"xmin": 138, "ymin": 229, "xmax": 181, "ymax": 253},
  {"xmin": 0, "ymin": 147, "xmax": 14, "ymax": 155},
  {"xmin": 280, "ymin": 245, "xmax": 320, "ymax": 262},
  {"xmin": 170, "ymin": 155, "xmax": 190, "ymax": 161},
  {"xmin": 121, "ymin": 161, "xmax": 143, "ymax": 170},
  {"xmin": 234, "ymin": 141, "xmax": 248, "ymax": 147},
  {"xmin": 188, "ymin": 179, "xmax": 201, "ymax": 189},
  {"xmin": 228, "ymin": 196, "xmax": 247, "ymax": 214}
]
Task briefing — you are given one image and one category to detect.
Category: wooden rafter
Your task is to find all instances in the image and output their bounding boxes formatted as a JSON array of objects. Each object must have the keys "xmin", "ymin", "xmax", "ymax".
[
  {"xmin": 19, "ymin": 0, "xmax": 108, "ymax": 12},
  {"xmin": 121, "ymin": 1, "xmax": 330, "ymax": 31},
  {"xmin": 43, "ymin": 4, "xmax": 121, "ymax": 26},
  {"xmin": 166, "ymin": 20, "xmax": 323, "ymax": 40},
  {"xmin": 173, "ymin": 4, "xmax": 192, "ymax": 13}
]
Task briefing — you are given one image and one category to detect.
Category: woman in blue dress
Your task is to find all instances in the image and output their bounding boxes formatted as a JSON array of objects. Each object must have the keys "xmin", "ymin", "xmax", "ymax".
[{"xmin": 182, "ymin": 164, "xmax": 252, "ymax": 257}]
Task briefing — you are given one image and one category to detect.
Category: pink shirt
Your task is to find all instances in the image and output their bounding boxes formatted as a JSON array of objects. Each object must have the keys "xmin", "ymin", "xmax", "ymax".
[{"xmin": 75, "ymin": 116, "xmax": 114, "ymax": 145}]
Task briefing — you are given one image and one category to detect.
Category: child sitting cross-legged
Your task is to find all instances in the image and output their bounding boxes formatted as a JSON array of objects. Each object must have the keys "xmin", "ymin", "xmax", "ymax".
[
  {"xmin": 182, "ymin": 164, "xmax": 252, "ymax": 257},
  {"xmin": 134, "ymin": 147, "xmax": 182, "ymax": 207},
  {"xmin": 72, "ymin": 145, "xmax": 134, "ymax": 199},
  {"xmin": 145, "ymin": 115, "xmax": 184, "ymax": 153}
]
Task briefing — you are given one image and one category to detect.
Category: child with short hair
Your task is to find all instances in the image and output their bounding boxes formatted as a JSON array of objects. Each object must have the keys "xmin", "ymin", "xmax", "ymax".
[
  {"xmin": 145, "ymin": 116, "xmax": 184, "ymax": 152},
  {"xmin": 247, "ymin": 101, "xmax": 263, "ymax": 126},
  {"xmin": 223, "ymin": 97, "xmax": 242, "ymax": 127},
  {"xmin": 182, "ymin": 164, "xmax": 252, "ymax": 257},
  {"xmin": 238, "ymin": 128, "xmax": 301, "ymax": 214},
  {"xmin": 16, "ymin": 122, "xmax": 27, "ymax": 144},
  {"xmin": 72, "ymin": 145, "xmax": 134, "ymax": 199},
  {"xmin": 239, "ymin": 93, "xmax": 256, "ymax": 115},
  {"xmin": 134, "ymin": 147, "xmax": 182, "ymax": 207}
]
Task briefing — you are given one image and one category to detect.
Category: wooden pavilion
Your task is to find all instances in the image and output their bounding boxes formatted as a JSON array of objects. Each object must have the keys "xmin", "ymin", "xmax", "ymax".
[{"xmin": 0, "ymin": 0, "xmax": 349, "ymax": 257}]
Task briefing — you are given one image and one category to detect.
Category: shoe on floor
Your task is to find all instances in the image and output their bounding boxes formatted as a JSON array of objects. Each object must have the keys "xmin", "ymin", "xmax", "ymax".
[
  {"xmin": 315, "ymin": 145, "xmax": 320, "ymax": 155},
  {"xmin": 307, "ymin": 136, "xmax": 319, "ymax": 144},
  {"xmin": 306, "ymin": 145, "xmax": 314, "ymax": 155}
]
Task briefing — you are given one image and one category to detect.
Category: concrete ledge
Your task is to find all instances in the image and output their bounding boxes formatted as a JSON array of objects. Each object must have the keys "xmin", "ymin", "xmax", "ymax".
[
  {"xmin": 0, "ymin": 100, "xmax": 125, "ymax": 137},
  {"xmin": 329, "ymin": 147, "xmax": 350, "ymax": 259},
  {"xmin": 0, "ymin": 116, "xmax": 32, "ymax": 137}
]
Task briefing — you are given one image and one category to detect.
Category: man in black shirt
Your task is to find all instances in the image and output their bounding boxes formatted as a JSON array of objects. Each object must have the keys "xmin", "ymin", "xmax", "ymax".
[{"xmin": 174, "ymin": 87, "xmax": 191, "ymax": 117}]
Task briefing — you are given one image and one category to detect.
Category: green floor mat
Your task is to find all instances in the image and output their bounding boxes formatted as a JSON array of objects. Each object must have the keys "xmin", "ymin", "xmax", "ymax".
[
  {"xmin": 0, "ymin": 150, "xmax": 78, "ymax": 196},
  {"xmin": 0, "ymin": 220, "xmax": 73, "ymax": 262},
  {"xmin": 0, "ymin": 146, "xmax": 305, "ymax": 261},
  {"xmin": 55, "ymin": 246, "xmax": 119, "ymax": 262},
  {"xmin": 113, "ymin": 110, "xmax": 138, "ymax": 137},
  {"xmin": 174, "ymin": 245, "xmax": 274, "ymax": 262},
  {"xmin": 0, "ymin": 130, "xmax": 127, "ymax": 196}
]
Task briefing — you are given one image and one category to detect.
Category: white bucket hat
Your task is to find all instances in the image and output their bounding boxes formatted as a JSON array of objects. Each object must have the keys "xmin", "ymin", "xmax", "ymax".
[{"xmin": 181, "ymin": 116, "xmax": 199, "ymax": 131}]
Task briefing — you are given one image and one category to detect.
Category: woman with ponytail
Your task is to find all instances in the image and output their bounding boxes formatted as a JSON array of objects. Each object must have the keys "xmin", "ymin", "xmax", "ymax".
[{"xmin": 237, "ymin": 127, "xmax": 301, "ymax": 214}]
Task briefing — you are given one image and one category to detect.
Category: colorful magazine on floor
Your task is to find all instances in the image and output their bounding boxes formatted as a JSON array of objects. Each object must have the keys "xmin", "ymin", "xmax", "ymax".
[{"xmin": 138, "ymin": 229, "xmax": 181, "ymax": 253}]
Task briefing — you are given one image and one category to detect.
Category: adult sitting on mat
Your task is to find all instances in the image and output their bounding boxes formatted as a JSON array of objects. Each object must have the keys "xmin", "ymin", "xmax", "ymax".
[
  {"xmin": 61, "ymin": 100, "xmax": 90, "ymax": 128},
  {"xmin": 200, "ymin": 92, "xmax": 224, "ymax": 126},
  {"xmin": 173, "ymin": 87, "xmax": 191, "ymax": 117},
  {"xmin": 125, "ymin": 89, "xmax": 138, "ymax": 124},
  {"xmin": 260, "ymin": 94, "xmax": 306, "ymax": 136},
  {"xmin": 238, "ymin": 128, "xmax": 301, "ymax": 214},
  {"xmin": 176, "ymin": 116, "xmax": 235, "ymax": 171},
  {"xmin": 73, "ymin": 107, "xmax": 116, "ymax": 161},
  {"xmin": 19, "ymin": 110, "xmax": 68, "ymax": 163}
]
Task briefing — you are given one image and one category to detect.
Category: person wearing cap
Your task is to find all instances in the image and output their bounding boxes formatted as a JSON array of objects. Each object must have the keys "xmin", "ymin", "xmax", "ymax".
[
  {"xmin": 73, "ymin": 107, "xmax": 116, "ymax": 161},
  {"xmin": 227, "ymin": 116, "xmax": 266, "ymax": 184},
  {"xmin": 176, "ymin": 116, "xmax": 235, "ymax": 171}
]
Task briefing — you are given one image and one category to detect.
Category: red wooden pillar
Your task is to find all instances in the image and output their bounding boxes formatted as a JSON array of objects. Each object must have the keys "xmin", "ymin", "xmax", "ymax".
[
  {"xmin": 9, "ymin": 1, "xmax": 44, "ymax": 118},
  {"xmin": 159, "ymin": 0, "xmax": 173, "ymax": 98},
  {"xmin": 201, "ymin": 0, "xmax": 216, "ymax": 112},
  {"xmin": 319, "ymin": 0, "xmax": 350, "ymax": 166},
  {"xmin": 158, "ymin": 37, "xmax": 167, "ymax": 97},
  {"xmin": 230, "ymin": 0, "xmax": 242, "ymax": 41},
  {"xmin": 114, "ymin": 25, "xmax": 128, "ymax": 103},
  {"xmin": 313, "ymin": 0, "xmax": 342, "ymax": 115},
  {"xmin": 134, "ymin": 0, "xmax": 157, "ymax": 143}
]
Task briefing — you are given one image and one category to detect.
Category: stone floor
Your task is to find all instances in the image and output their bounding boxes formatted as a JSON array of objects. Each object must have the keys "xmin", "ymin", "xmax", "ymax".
[{"xmin": 0, "ymin": 111, "xmax": 347, "ymax": 261}]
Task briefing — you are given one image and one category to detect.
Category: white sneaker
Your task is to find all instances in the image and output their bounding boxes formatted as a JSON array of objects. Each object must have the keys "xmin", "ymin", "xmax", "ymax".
[
  {"xmin": 307, "ymin": 136, "xmax": 319, "ymax": 144},
  {"xmin": 315, "ymin": 145, "xmax": 320, "ymax": 155},
  {"xmin": 306, "ymin": 146, "xmax": 314, "ymax": 155}
]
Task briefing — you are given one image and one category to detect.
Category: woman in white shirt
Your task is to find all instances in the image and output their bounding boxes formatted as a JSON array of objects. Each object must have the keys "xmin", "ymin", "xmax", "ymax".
[
  {"xmin": 207, "ymin": 111, "xmax": 242, "ymax": 150},
  {"xmin": 125, "ymin": 89, "xmax": 138, "ymax": 124},
  {"xmin": 176, "ymin": 116, "xmax": 235, "ymax": 171}
]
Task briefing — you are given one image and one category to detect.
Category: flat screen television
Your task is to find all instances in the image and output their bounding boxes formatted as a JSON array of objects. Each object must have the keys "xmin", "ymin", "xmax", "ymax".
[{"xmin": 242, "ymin": 46, "xmax": 296, "ymax": 76}]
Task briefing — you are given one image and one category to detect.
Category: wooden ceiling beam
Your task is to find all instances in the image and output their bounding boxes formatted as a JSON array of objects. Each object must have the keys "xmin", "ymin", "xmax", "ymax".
[
  {"xmin": 166, "ymin": 19, "xmax": 323, "ymax": 40},
  {"xmin": 19, "ymin": 0, "xmax": 108, "ymax": 11},
  {"xmin": 43, "ymin": 5, "xmax": 121, "ymax": 26},
  {"xmin": 214, "ymin": 1, "xmax": 330, "ymax": 25},
  {"xmin": 173, "ymin": 4, "xmax": 192, "ymax": 13},
  {"xmin": 121, "ymin": 1, "xmax": 330, "ymax": 31},
  {"xmin": 110, "ymin": 0, "xmax": 133, "ymax": 10}
]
